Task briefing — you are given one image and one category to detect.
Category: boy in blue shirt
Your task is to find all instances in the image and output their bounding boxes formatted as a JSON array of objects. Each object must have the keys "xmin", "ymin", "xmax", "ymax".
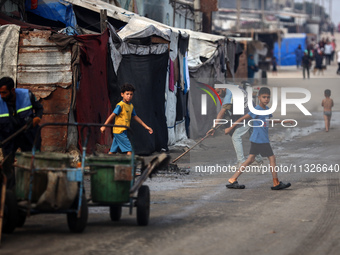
[
  {"xmin": 224, "ymin": 87, "xmax": 292, "ymax": 190},
  {"xmin": 100, "ymin": 83, "xmax": 153, "ymax": 155}
]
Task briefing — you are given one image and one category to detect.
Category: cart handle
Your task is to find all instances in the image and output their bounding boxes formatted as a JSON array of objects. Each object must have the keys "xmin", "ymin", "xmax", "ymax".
[{"xmin": 32, "ymin": 122, "xmax": 133, "ymax": 155}]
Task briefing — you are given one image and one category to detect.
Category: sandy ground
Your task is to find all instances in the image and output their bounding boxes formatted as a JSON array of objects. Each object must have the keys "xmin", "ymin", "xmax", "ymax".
[{"xmin": 1, "ymin": 33, "xmax": 340, "ymax": 255}]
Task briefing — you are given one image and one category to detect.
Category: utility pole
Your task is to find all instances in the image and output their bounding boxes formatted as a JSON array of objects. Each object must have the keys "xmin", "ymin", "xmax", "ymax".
[
  {"xmin": 261, "ymin": 0, "xmax": 265, "ymax": 31},
  {"xmin": 194, "ymin": 0, "xmax": 201, "ymax": 31},
  {"xmin": 173, "ymin": 0, "xmax": 176, "ymax": 27},
  {"xmin": 329, "ymin": 0, "xmax": 332, "ymax": 22},
  {"xmin": 275, "ymin": 0, "xmax": 279, "ymax": 12},
  {"xmin": 303, "ymin": 0, "xmax": 306, "ymax": 14},
  {"xmin": 313, "ymin": 0, "xmax": 316, "ymax": 17},
  {"xmin": 236, "ymin": 0, "xmax": 241, "ymax": 31}
]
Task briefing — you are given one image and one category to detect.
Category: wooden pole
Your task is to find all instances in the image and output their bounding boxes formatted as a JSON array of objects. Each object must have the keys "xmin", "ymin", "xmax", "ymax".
[
  {"xmin": 261, "ymin": 0, "xmax": 265, "ymax": 31},
  {"xmin": 173, "ymin": 0, "xmax": 176, "ymax": 27},
  {"xmin": 100, "ymin": 9, "xmax": 108, "ymax": 33},
  {"xmin": 236, "ymin": 0, "xmax": 241, "ymax": 31}
]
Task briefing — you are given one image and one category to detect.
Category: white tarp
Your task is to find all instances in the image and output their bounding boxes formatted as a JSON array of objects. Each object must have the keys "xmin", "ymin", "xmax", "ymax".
[
  {"xmin": 0, "ymin": 24, "xmax": 20, "ymax": 83},
  {"xmin": 183, "ymin": 29, "xmax": 225, "ymax": 69},
  {"xmin": 118, "ymin": 16, "xmax": 171, "ymax": 41}
]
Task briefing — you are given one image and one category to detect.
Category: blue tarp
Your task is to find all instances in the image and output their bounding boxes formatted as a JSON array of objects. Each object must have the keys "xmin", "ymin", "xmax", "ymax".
[
  {"xmin": 26, "ymin": 0, "xmax": 77, "ymax": 27},
  {"xmin": 274, "ymin": 35, "xmax": 307, "ymax": 66}
]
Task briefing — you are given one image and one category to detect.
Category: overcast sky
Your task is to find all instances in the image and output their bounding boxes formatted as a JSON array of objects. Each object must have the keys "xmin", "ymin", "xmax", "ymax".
[{"xmin": 295, "ymin": 0, "xmax": 340, "ymax": 25}]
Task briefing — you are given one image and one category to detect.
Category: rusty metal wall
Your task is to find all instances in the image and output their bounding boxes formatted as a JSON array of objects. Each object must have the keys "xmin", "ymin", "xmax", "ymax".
[{"xmin": 17, "ymin": 30, "xmax": 72, "ymax": 152}]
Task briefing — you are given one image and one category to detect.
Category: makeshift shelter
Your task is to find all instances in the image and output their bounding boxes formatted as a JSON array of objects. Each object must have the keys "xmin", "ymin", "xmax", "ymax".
[
  {"xmin": 0, "ymin": 21, "xmax": 112, "ymax": 152},
  {"xmin": 108, "ymin": 17, "xmax": 171, "ymax": 154}
]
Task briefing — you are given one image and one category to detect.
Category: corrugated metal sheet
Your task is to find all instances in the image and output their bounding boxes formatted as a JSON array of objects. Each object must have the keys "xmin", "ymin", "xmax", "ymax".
[
  {"xmin": 17, "ymin": 30, "xmax": 72, "ymax": 99},
  {"xmin": 16, "ymin": 30, "xmax": 73, "ymax": 152}
]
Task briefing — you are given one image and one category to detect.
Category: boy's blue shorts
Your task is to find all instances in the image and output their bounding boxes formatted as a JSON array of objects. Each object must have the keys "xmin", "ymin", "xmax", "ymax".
[{"xmin": 110, "ymin": 131, "xmax": 132, "ymax": 153}]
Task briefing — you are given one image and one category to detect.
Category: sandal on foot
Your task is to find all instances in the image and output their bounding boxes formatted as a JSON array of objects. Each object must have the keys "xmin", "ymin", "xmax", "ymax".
[
  {"xmin": 271, "ymin": 181, "xmax": 291, "ymax": 190},
  {"xmin": 226, "ymin": 181, "xmax": 245, "ymax": 189}
]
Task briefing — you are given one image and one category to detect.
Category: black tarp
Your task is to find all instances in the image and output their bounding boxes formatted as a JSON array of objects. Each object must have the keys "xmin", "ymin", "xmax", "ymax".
[{"xmin": 107, "ymin": 53, "xmax": 169, "ymax": 155}]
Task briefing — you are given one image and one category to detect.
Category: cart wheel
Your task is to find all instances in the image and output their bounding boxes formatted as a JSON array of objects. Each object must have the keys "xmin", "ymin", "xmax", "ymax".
[
  {"xmin": 136, "ymin": 185, "xmax": 150, "ymax": 226},
  {"xmin": 109, "ymin": 206, "xmax": 122, "ymax": 221},
  {"xmin": 67, "ymin": 194, "xmax": 88, "ymax": 233},
  {"xmin": 2, "ymin": 190, "xmax": 18, "ymax": 234},
  {"xmin": 16, "ymin": 209, "xmax": 27, "ymax": 228}
]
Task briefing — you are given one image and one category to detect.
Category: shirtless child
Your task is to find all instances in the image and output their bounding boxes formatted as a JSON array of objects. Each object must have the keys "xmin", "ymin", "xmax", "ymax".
[{"xmin": 322, "ymin": 89, "xmax": 334, "ymax": 132}]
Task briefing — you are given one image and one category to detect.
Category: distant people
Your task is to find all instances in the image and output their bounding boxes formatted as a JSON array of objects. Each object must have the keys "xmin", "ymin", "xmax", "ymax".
[
  {"xmin": 322, "ymin": 89, "xmax": 334, "ymax": 132},
  {"xmin": 337, "ymin": 50, "xmax": 340, "ymax": 75},
  {"xmin": 319, "ymin": 38, "xmax": 326, "ymax": 49},
  {"xmin": 247, "ymin": 54, "xmax": 258, "ymax": 84},
  {"xmin": 331, "ymin": 39, "xmax": 336, "ymax": 62},
  {"xmin": 313, "ymin": 50, "xmax": 324, "ymax": 75},
  {"xmin": 324, "ymin": 41, "xmax": 333, "ymax": 65},
  {"xmin": 295, "ymin": 44, "xmax": 303, "ymax": 68},
  {"xmin": 302, "ymin": 51, "xmax": 311, "ymax": 79},
  {"xmin": 271, "ymin": 56, "xmax": 277, "ymax": 76}
]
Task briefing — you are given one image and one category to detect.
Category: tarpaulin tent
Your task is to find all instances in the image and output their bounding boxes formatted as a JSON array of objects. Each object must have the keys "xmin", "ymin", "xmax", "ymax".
[
  {"xmin": 110, "ymin": 16, "xmax": 190, "ymax": 149},
  {"xmin": 274, "ymin": 33, "xmax": 307, "ymax": 66},
  {"xmin": 106, "ymin": 18, "xmax": 171, "ymax": 155}
]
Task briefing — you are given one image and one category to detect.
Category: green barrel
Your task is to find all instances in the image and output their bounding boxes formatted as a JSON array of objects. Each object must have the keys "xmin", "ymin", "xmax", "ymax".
[
  {"xmin": 87, "ymin": 154, "xmax": 134, "ymax": 204},
  {"xmin": 15, "ymin": 152, "xmax": 73, "ymax": 202}
]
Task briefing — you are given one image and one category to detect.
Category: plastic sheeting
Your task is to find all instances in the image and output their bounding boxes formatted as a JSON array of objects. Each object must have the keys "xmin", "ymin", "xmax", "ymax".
[
  {"xmin": 25, "ymin": 0, "xmax": 77, "ymax": 27},
  {"xmin": 0, "ymin": 24, "xmax": 20, "ymax": 82},
  {"xmin": 274, "ymin": 34, "xmax": 307, "ymax": 66}
]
